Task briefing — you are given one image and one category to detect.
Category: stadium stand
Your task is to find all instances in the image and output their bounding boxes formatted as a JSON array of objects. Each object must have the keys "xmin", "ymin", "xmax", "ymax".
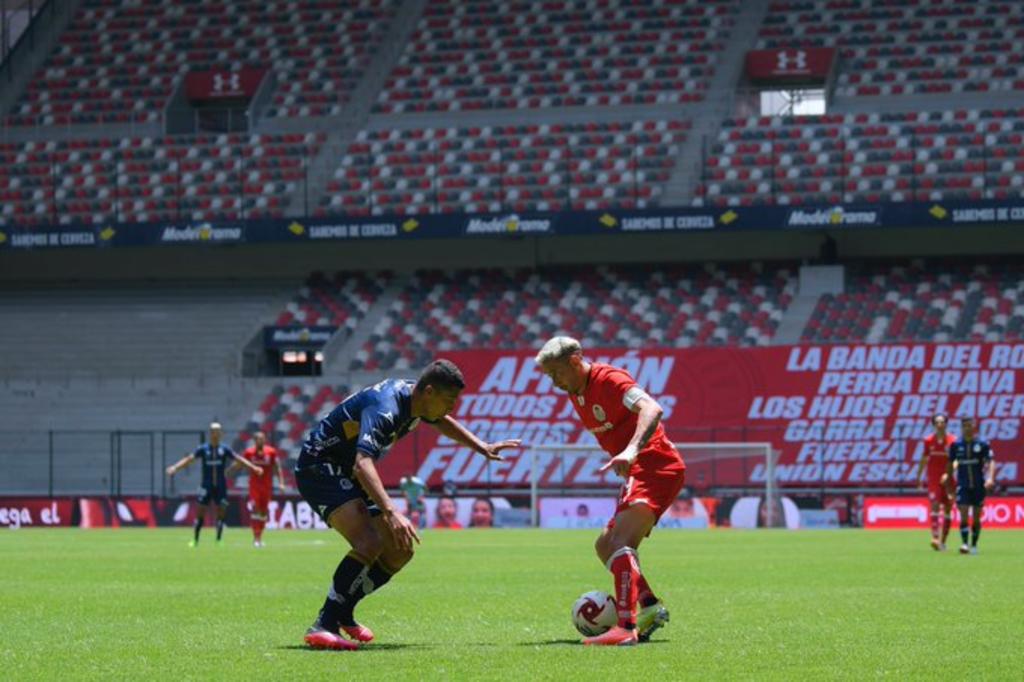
[
  {"xmin": 273, "ymin": 270, "xmax": 390, "ymax": 345},
  {"xmin": 757, "ymin": 0, "xmax": 1024, "ymax": 98},
  {"xmin": 5, "ymin": 0, "xmax": 396, "ymax": 127},
  {"xmin": 234, "ymin": 382, "xmax": 349, "ymax": 456},
  {"xmin": 0, "ymin": 133, "xmax": 323, "ymax": 226},
  {"xmin": 319, "ymin": 120, "xmax": 690, "ymax": 215},
  {"xmin": 345, "ymin": 263, "xmax": 796, "ymax": 370},
  {"xmin": 0, "ymin": 281, "xmax": 294, "ymax": 380},
  {"xmin": 694, "ymin": 108, "xmax": 1024, "ymax": 206},
  {"xmin": 374, "ymin": 0, "xmax": 739, "ymax": 113},
  {"xmin": 801, "ymin": 260, "xmax": 1024, "ymax": 344}
]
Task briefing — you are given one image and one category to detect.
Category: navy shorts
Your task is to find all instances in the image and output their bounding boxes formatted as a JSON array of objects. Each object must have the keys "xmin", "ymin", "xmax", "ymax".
[
  {"xmin": 295, "ymin": 458, "xmax": 380, "ymax": 524},
  {"xmin": 197, "ymin": 483, "xmax": 228, "ymax": 507},
  {"xmin": 956, "ymin": 487, "xmax": 986, "ymax": 507}
]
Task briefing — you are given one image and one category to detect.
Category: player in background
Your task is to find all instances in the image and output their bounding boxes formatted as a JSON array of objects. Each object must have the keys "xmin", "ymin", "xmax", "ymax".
[
  {"xmin": 297, "ymin": 359, "xmax": 520, "ymax": 651},
  {"xmin": 228, "ymin": 431, "xmax": 288, "ymax": 547},
  {"xmin": 915, "ymin": 413, "xmax": 956, "ymax": 550},
  {"xmin": 166, "ymin": 422, "xmax": 263, "ymax": 546},
  {"xmin": 536, "ymin": 337, "xmax": 685, "ymax": 646},
  {"xmin": 942, "ymin": 417, "xmax": 996, "ymax": 555},
  {"xmin": 398, "ymin": 475, "xmax": 427, "ymax": 529}
]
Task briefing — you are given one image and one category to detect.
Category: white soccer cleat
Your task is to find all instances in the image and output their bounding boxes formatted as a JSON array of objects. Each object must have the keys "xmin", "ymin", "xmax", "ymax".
[
  {"xmin": 637, "ymin": 602, "xmax": 670, "ymax": 642},
  {"xmin": 969, "ymin": 546, "xmax": 979, "ymax": 555}
]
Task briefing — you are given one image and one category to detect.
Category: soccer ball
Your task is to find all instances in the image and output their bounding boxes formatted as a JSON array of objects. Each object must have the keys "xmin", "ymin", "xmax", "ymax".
[{"xmin": 571, "ymin": 590, "xmax": 617, "ymax": 636}]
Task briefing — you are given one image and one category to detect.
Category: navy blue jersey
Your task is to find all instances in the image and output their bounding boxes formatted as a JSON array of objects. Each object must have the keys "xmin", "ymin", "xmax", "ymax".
[
  {"xmin": 192, "ymin": 443, "xmax": 238, "ymax": 489},
  {"xmin": 299, "ymin": 378, "xmax": 421, "ymax": 476},
  {"xmin": 949, "ymin": 438, "xmax": 994, "ymax": 491}
]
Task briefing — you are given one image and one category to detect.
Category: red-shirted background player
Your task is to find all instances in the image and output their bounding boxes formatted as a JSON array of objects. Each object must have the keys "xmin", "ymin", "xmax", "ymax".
[
  {"xmin": 916, "ymin": 413, "xmax": 956, "ymax": 551},
  {"xmin": 230, "ymin": 431, "xmax": 287, "ymax": 547},
  {"xmin": 537, "ymin": 336, "xmax": 686, "ymax": 646}
]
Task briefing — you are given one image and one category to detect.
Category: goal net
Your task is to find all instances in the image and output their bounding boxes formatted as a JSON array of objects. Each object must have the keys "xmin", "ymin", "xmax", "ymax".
[{"xmin": 526, "ymin": 442, "xmax": 779, "ymax": 528}]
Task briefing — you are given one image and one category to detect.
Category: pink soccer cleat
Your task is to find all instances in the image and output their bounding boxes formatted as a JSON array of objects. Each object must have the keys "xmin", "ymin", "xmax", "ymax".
[
  {"xmin": 304, "ymin": 626, "xmax": 359, "ymax": 651},
  {"xmin": 930, "ymin": 538, "xmax": 940, "ymax": 551},
  {"xmin": 582, "ymin": 626, "xmax": 639, "ymax": 647},
  {"xmin": 341, "ymin": 622, "xmax": 375, "ymax": 643}
]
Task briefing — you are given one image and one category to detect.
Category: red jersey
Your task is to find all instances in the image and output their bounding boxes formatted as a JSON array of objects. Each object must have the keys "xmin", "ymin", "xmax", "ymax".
[
  {"xmin": 569, "ymin": 363, "xmax": 684, "ymax": 472},
  {"xmin": 922, "ymin": 433, "xmax": 955, "ymax": 485},
  {"xmin": 243, "ymin": 445, "xmax": 279, "ymax": 493}
]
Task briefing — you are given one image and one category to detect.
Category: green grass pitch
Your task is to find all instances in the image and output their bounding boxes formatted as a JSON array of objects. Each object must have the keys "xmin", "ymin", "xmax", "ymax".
[{"xmin": 2, "ymin": 527, "xmax": 1022, "ymax": 680}]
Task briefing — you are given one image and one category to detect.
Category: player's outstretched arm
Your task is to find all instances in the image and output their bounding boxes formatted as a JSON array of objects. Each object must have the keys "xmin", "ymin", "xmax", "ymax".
[
  {"xmin": 352, "ymin": 452, "xmax": 420, "ymax": 551},
  {"xmin": 601, "ymin": 395, "xmax": 664, "ymax": 477},
  {"xmin": 165, "ymin": 453, "xmax": 195, "ymax": 477},
  {"xmin": 232, "ymin": 452, "xmax": 263, "ymax": 477},
  {"xmin": 432, "ymin": 415, "xmax": 521, "ymax": 461}
]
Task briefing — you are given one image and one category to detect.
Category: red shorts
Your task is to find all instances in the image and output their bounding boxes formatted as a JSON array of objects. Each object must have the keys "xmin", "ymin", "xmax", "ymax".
[
  {"xmin": 249, "ymin": 487, "xmax": 272, "ymax": 513},
  {"xmin": 927, "ymin": 481, "xmax": 953, "ymax": 507},
  {"xmin": 609, "ymin": 463, "xmax": 687, "ymax": 525}
]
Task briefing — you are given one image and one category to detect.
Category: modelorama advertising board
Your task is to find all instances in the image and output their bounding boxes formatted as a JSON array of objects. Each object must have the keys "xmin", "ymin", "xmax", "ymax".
[{"xmin": 376, "ymin": 344, "xmax": 1023, "ymax": 489}]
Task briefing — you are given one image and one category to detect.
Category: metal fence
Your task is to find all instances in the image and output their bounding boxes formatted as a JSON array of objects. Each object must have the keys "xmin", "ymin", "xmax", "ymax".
[{"xmin": 0, "ymin": 429, "xmax": 203, "ymax": 496}]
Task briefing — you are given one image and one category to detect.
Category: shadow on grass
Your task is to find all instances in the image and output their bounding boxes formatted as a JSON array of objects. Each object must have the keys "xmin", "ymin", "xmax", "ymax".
[
  {"xmin": 517, "ymin": 638, "xmax": 671, "ymax": 647},
  {"xmin": 277, "ymin": 643, "xmax": 434, "ymax": 652}
]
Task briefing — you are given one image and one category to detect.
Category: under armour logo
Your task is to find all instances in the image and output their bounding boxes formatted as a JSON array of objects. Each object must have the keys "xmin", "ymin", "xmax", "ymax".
[
  {"xmin": 776, "ymin": 50, "xmax": 808, "ymax": 71},
  {"xmin": 212, "ymin": 72, "xmax": 241, "ymax": 93}
]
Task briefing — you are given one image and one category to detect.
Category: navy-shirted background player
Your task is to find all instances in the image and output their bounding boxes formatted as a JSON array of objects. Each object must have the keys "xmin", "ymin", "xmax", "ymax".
[
  {"xmin": 942, "ymin": 417, "xmax": 996, "ymax": 555},
  {"xmin": 165, "ymin": 421, "xmax": 263, "ymax": 547},
  {"xmin": 298, "ymin": 359, "xmax": 520, "ymax": 651}
]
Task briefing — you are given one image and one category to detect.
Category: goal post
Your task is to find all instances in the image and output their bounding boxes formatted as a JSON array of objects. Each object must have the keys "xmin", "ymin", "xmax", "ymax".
[{"xmin": 527, "ymin": 442, "xmax": 779, "ymax": 528}]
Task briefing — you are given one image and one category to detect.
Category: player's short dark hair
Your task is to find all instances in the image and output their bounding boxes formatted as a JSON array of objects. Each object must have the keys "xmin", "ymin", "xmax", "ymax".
[
  {"xmin": 416, "ymin": 359, "xmax": 465, "ymax": 393},
  {"xmin": 961, "ymin": 416, "xmax": 975, "ymax": 424}
]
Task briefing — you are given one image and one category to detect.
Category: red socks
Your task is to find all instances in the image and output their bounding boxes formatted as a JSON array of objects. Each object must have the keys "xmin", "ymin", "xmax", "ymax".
[
  {"xmin": 607, "ymin": 547, "xmax": 640, "ymax": 629},
  {"xmin": 941, "ymin": 513, "xmax": 951, "ymax": 543},
  {"xmin": 930, "ymin": 511, "xmax": 940, "ymax": 541}
]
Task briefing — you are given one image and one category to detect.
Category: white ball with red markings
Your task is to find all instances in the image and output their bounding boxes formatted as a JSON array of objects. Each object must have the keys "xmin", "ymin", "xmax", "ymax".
[{"xmin": 571, "ymin": 590, "xmax": 617, "ymax": 636}]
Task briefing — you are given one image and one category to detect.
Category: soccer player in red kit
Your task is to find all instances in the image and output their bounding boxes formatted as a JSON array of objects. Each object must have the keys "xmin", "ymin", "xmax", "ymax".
[
  {"xmin": 232, "ymin": 431, "xmax": 287, "ymax": 547},
  {"xmin": 916, "ymin": 413, "xmax": 956, "ymax": 551},
  {"xmin": 537, "ymin": 337, "xmax": 686, "ymax": 646}
]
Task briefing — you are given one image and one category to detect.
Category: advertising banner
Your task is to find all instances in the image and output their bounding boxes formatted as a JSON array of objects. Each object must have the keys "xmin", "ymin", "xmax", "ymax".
[
  {"xmin": 377, "ymin": 345, "xmax": 1024, "ymax": 490},
  {"xmin": 863, "ymin": 496, "xmax": 1024, "ymax": 529},
  {"xmin": 4, "ymin": 200, "xmax": 1024, "ymax": 252},
  {"xmin": 746, "ymin": 48, "xmax": 837, "ymax": 83},
  {"xmin": 0, "ymin": 498, "xmax": 75, "ymax": 528},
  {"xmin": 263, "ymin": 326, "xmax": 337, "ymax": 350}
]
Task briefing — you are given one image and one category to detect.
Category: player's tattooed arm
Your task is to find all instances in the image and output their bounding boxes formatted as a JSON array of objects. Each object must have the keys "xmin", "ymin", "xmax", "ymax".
[
  {"xmin": 432, "ymin": 415, "xmax": 521, "ymax": 461},
  {"xmin": 602, "ymin": 395, "xmax": 664, "ymax": 477}
]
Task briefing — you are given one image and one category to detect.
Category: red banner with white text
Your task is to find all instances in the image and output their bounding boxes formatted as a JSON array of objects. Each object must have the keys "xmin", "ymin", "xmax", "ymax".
[
  {"xmin": 378, "ymin": 345, "xmax": 1024, "ymax": 490},
  {"xmin": 864, "ymin": 496, "xmax": 1024, "ymax": 529}
]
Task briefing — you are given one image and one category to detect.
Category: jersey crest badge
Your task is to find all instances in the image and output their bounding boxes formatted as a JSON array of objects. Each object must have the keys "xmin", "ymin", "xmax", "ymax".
[{"xmin": 592, "ymin": 404, "xmax": 606, "ymax": 422}]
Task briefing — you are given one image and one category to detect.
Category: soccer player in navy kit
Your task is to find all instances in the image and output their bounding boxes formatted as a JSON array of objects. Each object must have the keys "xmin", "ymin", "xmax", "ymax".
[
  {"xmin": 298, "ymin": 359, "xmax": 520, "ymax": 651},
  {"xmin": 942, "ymin": 417, "xmax": 996, "ymax": 555},
  {"xmin": 166, "ymin": 422, "xmax": 264, "ymax": 546}
]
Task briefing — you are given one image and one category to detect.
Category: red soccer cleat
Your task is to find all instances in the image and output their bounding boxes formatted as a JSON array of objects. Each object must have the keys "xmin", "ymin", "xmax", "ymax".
[
  {"xmin": 304, "ymin": 626, "xmax": 359, "ymax": 651},
  {"xmin": 341, "ymin": 623, "xmax": 375, "ymax": 643},
  {"xmin": 582, "ymin": 626, "xmax": 639, "ymax": 647}
]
